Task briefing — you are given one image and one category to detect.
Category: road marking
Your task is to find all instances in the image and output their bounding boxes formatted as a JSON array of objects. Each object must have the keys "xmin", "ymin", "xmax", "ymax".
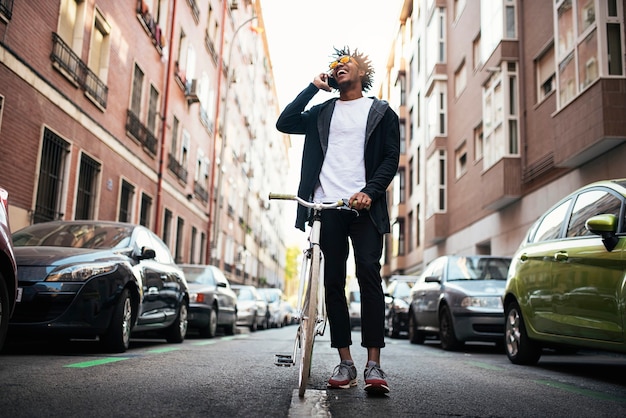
[
  {"xmin": 288, "ymin": 389, "xmax": 331, "ymax": 417},
  {"xmin": 64, "ymin": 357, "xmax": 130, "ymax": 368},
  {"xmin": 535, "ymin": 379, "xmax": 626, "ymax": 403}
]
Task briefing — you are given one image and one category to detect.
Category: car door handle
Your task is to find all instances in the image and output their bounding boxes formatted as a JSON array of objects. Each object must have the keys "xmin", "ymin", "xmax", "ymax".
[{"xmin": 554, "ymin": 252, "xmax": 568, "ymax": 261}]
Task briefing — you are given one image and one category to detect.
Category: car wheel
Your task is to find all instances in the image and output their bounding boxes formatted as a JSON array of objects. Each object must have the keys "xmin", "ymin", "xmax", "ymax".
[
  {"xmin": 249, "ymin": 313, "xmax": 258, "ymax": 332},
  {"xmin": 439, "ymin": 305, "xmax": 462, "ymax": 351},
  {"xmin": 504, "ymin": 301, "xmax": 541, "ymax": 365},
  {"xmin": 390, "ymin": 312, "xmax": 400, "ymax": 338},
  {"xmin": 101, "ymin": 288, "xmax": 133, "ymax": 353},
  {"xmin": 165, "ymin": 302, "xmax": 188, "ymax": 343},
  {"xmin": 199, "ymin": 307, "xmax": 218, "ymax": 338},
  {"xmin": 0, "ymin": 273, "xmax": 10, "ymax": 352},
  {"xmin": 224, "ymin": 317, "xmax": 236, "ymax": 336},
  {"xmin": 408, "ymin": 310, "xmax": 425, "ymax": 344}
]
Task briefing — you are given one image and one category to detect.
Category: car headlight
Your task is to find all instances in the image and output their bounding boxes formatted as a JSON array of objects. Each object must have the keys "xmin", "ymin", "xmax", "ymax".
[
  {"xmin": 46, "ymin": 263, "xmax": 117, "ymax": 282},
  {"xmin": 393, "ymin": 299, "xmax": 410, "ymax": 313},
  {"xmin": 460, "ymin": 296, "xmax": 502, "ymax": 309}
]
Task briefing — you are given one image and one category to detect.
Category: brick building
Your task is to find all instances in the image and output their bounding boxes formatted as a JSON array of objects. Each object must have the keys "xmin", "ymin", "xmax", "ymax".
[
  {"xmin": 379, "ymin": 0, "xmax": 626, "ymax": 276},
  {"xmin": 0, "ymin": 0, "xmax": 289, "ymax": 287}
]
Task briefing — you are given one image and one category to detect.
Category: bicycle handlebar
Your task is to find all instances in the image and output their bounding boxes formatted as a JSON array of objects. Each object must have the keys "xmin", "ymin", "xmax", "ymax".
[{"xmin": 268, "ymin": 193, "xmax": 349, "ymax": 211}]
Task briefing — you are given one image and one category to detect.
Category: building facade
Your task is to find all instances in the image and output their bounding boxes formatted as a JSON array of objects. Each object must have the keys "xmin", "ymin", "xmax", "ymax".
[
  {"xmin": 379, "ymin": 0, "xmax": 626, "ymax": 277},
  {"xmin": 0, "ymin": 0, "xmax": 288, "ymax": 287}
]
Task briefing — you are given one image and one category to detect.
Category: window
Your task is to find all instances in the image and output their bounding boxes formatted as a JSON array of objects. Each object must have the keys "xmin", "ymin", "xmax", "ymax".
[
  {"xmin": 482, "ymin": 62, "xmax": 519, "ymax": 170},
  {"xmin": 0, "ymin": 95, "xmax": 4, "ymax": 132},
  {"xmin": 392, "ymin": 218, "xmax": 405, "ymax": 257},
  {"xmin": 399, "ymin": 121, "xmax": 406, "ymax": 153},
  {"xmin": 567, "ymin": 190, "xmax": 622, "ymax": 237},
  {"xmin": 454, "ymin": 60, "xmax": 467, "ymax": 97},
  {"xmin": 190, "ymin": 226, "xmax": 197, "ymax": 264},
  {"xmin": 398, "ymin": 168, "xmax": 405, "ymax": 203},
  {"xmin": 474, "ymin": 123, "xmax": 483, "ymax": 161},
  {"xmin": 453, "ymin": 0, "xmax": 466, "ymax": 22},
  {"xmin": 58, "ymin": 0, "xmax": 86, "ymax": 53},
  {"xmin": 86, "ymin": 8, "xmax": 110, "ymax": 106},
  {"xmin": 130, "ymin": 64, "xmax": 144, "ymax": 117},
  {"xmin": 531, "ymin": 199, "xmax": 571, "ymax": 243},
  {"xmin": 455, "ymin": 141, "xmax": 468, "ymax": 178},
  {"xmin": 140, "ymin": 193, "xmax": 152, "ymax": 227},
  {"xmin": 409, "ymin": 157, "xmax": 414, "ymax": 196},
  {"xmin": 163, "ymin": 208, "xmax": 172, "ymax": 247},
  {"xmin": 554, "ymin": 0, "xmax": 623, "ymax": 107},
  {"xmin": 426, "ymin": 81, "xmax": 447, "ymax": 145},
  {"xmin": 75, "ymin": 153, "xmax": 101, "ymax": 220},
  {"xmin": 536, "ymin": 45, "xmax": 556, "ymax": 102},
  {"xmin": 170, "ymin": 116, "xmax": 179, "ymax": 154},
  {"xmin": 147, "ymin": 85, "xmax": 159, "ymax": 135},
  {"xmin": 426, "ymin": 7, "xmax": 446, "ymax": 73},
  {"xmin": 0, "ymin": 0, "xmax": 14, "ymax": 20},
  {"xmin": 34, "ymin": 129, "xmax": 70, "ymax": 223},
  {"xmin": 407, "ymin": 210, "xmax": 413, "ymax": 252},
  {"xmin": 473, "ymin": 35, "xmax": 481, "ymax": 70},
  {"xmin": 416, "ymin": 203, "xmax": 421, "ymax": 247},
  {"xmin": 118, "ymin": 180, "xmax": 135, "ymax": 223},
  {"xmin": 175, "ymin": 217, "xmax": 184, "ymax": 263},
  {"xmin": 426, "ymin": 150, "xmax": 446, "ymax": 217}
]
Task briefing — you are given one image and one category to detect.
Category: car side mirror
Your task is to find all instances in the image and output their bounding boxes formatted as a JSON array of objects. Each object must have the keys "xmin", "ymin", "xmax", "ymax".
[
  {"xmin": 424, "ymin": 276, "xmax": 440, "ymax": 283},
  {"xmin": 138, "ymin": 246, "xmax": 156, "ymax": 260},
  {"xmin": 217, "ymin": 282, "xmax": 227, "ymax": 288},
  {"xmin": 586, "ymin": 214, "xmax": 619, "ymax": 252}
]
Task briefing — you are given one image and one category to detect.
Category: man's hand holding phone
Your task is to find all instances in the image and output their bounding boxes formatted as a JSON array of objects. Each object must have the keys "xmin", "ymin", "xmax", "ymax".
[{"xmin": 314, "ymin": 73, "xmax": 338, "ymax": 92}]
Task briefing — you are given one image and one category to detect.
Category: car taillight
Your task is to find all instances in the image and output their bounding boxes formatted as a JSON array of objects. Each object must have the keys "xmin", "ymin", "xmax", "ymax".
[{"xmin": 196, "ymin": 293, "xmax": 205, "ymax": 303}]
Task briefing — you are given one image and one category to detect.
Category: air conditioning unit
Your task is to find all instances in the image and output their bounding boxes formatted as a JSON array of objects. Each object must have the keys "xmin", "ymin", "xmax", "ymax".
[{"xmin": 186, "ymin": 79, "xmax": 200, "ymax": 104}]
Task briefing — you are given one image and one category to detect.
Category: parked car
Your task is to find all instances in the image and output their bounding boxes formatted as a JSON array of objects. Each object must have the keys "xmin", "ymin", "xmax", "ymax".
[
  {"xmin": 10, "ymin": 220, "xmax": 189, "ymax": 353},
  {"xmin": 348, "ymin": 290, "xmax": 361, "ymax": 330},
  {"xmin": 258, "ymin": 287, "xmax": 286, "ymax": 328},
  {"xmin": 503, "ymin": 178, "xmax": 626, "ymax": 365},
  {"xmin": 179, "ymin": 264, "xmax": 237, "ymax": 337},
  {"xmin": 231, "ymin": 285, "xmax": 269, "ymax": 331},
  {"xmin": 0, "ymin": 188, "xmax": 18, "ymax": 351},
  {"xmin": 384, "ymin": 275, "xmax": 416, "ymax": 338},
  {"xmin": 409, "ymin": 255, "xmax": 511, "ymax": 350}
]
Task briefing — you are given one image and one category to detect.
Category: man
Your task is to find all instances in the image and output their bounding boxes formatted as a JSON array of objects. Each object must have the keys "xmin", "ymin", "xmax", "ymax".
[{"xmin": 276, "ymin": 47, "xmax": 400, "ymax": 395}]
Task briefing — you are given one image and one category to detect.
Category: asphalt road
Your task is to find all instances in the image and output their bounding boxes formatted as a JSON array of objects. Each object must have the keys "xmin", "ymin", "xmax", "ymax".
[{"xmin": 1, "ymin": 325, "xmax": 625, "ymax": 417}]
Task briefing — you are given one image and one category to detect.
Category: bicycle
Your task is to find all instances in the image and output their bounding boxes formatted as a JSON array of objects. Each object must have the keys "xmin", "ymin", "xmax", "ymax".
[{"xmin": 269, "ymin": 193, "xmax": 356, "ymax": 398}]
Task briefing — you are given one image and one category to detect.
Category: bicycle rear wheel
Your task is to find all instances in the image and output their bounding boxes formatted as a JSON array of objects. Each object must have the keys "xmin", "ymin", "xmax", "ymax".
[{"xmin": 298, "ymin": 245, "xmax": 321, "ymax": 398}]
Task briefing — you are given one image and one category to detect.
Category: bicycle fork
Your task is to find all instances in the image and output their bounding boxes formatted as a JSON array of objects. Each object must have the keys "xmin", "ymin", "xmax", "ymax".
[{"xmin": 274, "ymin": 245, "xmax": 327, "ymax": 367}]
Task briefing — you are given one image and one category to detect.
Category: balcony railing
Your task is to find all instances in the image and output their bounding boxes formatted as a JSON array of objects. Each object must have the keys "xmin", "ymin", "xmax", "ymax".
[
  {"xmin": 136, "ymin": 1, "xmax": 165, "ymax": 52},
  {"xmin": 194, "ymin": 181, "xmax": 209, "ymax": 203},
  {"xmin": 168, "ymin": 153, "xmax": 188, "ymax": 182},
  {"xmin": 125, "ymin": 110, "xmax": 158, "ymax": 155},
  {"xmin": 51, "ymin": 33, "xmax": 108, "ymax": 108}
]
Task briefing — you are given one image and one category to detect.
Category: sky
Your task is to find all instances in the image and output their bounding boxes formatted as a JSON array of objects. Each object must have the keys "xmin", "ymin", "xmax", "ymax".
[{"xmin": 259, "ymin": 0, "xmax": 405, "ymax": 245}]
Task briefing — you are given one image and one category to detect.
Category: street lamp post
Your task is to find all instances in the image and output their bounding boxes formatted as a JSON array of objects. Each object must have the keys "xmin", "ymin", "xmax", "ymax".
[{"xmin": 210, "ymin": 14, "xmax": 258, "ymax": 271}]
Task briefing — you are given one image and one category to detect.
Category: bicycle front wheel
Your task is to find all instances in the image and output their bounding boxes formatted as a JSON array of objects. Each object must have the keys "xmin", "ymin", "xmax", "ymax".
[{"xmin": 298, "ymin": 245, "xmax": 321, "ymax": 398}]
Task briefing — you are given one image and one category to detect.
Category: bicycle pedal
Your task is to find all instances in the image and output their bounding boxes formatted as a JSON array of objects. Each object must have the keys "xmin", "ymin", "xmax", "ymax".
[{"xmin": 274, "ymin": 354, "xmax": 293, "ymax": 367}]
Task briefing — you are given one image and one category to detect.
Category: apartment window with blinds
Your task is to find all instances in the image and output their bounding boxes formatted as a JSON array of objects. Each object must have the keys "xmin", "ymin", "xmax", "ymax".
[
  {"xmin": 118, "ymin": 180, "xmax": 135, "ymax": 223},
  {"xmin": 536, "ymin": 45, "xmax": 556, "ymax": 102},
  {"xmin": 190, "ymin": 226, "xmax": 197, "ymax": 264},
  {"xmin": 175, "ymin": 217, "xmax": 184, "ymax": 263},
  {"xmin": 140, "ymin": 193, "xmax": 152, "ymax": 227},
  {"xmin": 75, "ymin": 153, "xmax": 101, "ymax": 220},
  {"xmin": 162, "ymin": 209, "xmax": 172, "ymax": 248},
  {"xmin": 130, "ymin": 64, "xmax": 144, "ymax": 116},
  {"xmin": 34, "ymin": 129, "xmax": 70, "ymax": 223}
]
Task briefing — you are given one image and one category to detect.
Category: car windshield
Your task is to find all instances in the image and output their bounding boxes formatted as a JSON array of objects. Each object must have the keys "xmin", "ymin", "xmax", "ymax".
[
  {"xmin": 183, "ymin": 267, "xmax": 215, "ymax": 285},
  {"xmin": 446, "ymin": 256, "xmax": 510, "ymax": 281},
  {"xmin": 234, "ymin": 288, "xmax": 253, "ymax": 300},
  {"xmin": 12, "ymin": 222, "xmax": 133, "ymax": 249},
  {"xmin": 393, "ymin": 281, "xmax": 413, "ymax": 298}
]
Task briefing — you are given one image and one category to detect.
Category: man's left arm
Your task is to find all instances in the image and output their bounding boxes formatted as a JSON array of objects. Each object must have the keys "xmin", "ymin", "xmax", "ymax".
[{"xmin": 362, "ymin": 110, "xmax": 400, "ymax": 201}]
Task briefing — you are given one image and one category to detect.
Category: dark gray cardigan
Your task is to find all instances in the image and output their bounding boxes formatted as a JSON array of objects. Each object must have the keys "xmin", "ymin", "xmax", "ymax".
[{"xmin": 276, "ymin": 83, "xmax": 400, "ymax": 233}]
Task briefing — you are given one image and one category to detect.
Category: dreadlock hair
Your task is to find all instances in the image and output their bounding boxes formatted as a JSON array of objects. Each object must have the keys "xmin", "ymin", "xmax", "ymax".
[{"xmin": 330, "ymin": 46, "xmax": 374, "ymax": 92}]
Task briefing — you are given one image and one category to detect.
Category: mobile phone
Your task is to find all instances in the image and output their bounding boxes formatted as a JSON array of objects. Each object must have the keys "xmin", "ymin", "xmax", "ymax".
[{"xmin": 327, "ymin": 75, "xmax": 339, "ymax": 89}]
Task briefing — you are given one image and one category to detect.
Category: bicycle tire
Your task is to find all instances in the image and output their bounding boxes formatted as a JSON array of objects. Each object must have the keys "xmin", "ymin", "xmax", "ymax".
[{"xmin": 298, "ymin": 244, "xmax": 321, "ymax": 398}]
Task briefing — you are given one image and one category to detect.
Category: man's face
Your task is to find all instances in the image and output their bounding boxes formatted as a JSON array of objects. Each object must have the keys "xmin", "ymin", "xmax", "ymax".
[{"xmin": 329, "ymin": 56, "xmax": 364, "ymax": 89}]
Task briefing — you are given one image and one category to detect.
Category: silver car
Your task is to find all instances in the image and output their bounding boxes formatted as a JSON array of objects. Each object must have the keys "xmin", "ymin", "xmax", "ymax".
[{"xmin": 408, "ymin": 255, "xmax": 511, "ymax": 350}]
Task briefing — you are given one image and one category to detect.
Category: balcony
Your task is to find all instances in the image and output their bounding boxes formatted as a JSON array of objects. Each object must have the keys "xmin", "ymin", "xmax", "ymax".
[
  {"xmin": 51, "ymin": 33, "xmax": 108, "ymax": 108},
  {"xmin": 481, "ymin": 157, "xmax": 522, "ymax": 210},
  {"xmin": 136, "ymin": 1, "xmax": 165, "ymax": 53},
  {"xmin": 194, "ymin": 181, "xmax": 209, "ymax": 203},
  {"xmin": 553, "ymin": 79, "xmax": 626, "ymax": 168},
  {"xmin": 125, "ymin": 110, "xmax": 158, "ymax": 155},
  {"xmin": 167, "ymin": 153, "xmax": 188, "ymax": 183},
  {"xmin": 424, "ymin": 213, "xmax": 448, "ymax": 245}
]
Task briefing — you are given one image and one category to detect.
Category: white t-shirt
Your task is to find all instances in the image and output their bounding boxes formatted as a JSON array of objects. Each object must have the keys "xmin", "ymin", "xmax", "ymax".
[{"xmin": 314, "ymin": 97, "xmax": 374, "ymax": 202}]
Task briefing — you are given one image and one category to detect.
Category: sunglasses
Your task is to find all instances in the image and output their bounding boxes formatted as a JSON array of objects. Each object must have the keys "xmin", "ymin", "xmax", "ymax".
[{"xmin": 329, "ymin": 56, "xmax": 356, "ymax": 69}]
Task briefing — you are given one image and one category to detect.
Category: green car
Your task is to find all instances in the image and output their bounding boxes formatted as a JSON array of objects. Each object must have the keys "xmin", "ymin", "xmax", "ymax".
[{"xmin": 503, "ymin": 179, "xmax": 626, "ymax": 365}]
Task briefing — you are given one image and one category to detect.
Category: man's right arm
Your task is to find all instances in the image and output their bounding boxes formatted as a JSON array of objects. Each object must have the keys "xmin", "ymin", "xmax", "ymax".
[{"xmin": 276, "ymin": 83, "xmax": 321, "ymax": 134}]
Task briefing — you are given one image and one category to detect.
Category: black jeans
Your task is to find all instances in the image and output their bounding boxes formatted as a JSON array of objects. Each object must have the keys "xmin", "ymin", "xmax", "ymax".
[{"xmin": 320, "ymin": 209, "xmax": 386, "ymax": 349}]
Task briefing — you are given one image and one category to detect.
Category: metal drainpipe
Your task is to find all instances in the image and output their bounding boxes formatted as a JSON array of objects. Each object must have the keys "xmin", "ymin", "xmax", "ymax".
[
  {"xmin": 206, "ymin": 0, "xmax": 228, "ymax": 265},
  {"xmin": 155, "ymin": 0, "xmax": 178, "ymax": 235}
]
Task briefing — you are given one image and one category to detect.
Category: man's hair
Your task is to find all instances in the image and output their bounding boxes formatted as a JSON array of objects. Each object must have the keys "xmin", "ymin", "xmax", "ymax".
[{"xmin": 330, "ymin": 46, "xmax": 374, "ymax": 92}]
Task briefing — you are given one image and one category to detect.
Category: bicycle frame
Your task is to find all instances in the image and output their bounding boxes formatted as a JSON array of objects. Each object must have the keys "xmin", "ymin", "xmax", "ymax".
[{"xmin": 270, "ymin": 193, "xmax": 354, "ymax": 397}]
